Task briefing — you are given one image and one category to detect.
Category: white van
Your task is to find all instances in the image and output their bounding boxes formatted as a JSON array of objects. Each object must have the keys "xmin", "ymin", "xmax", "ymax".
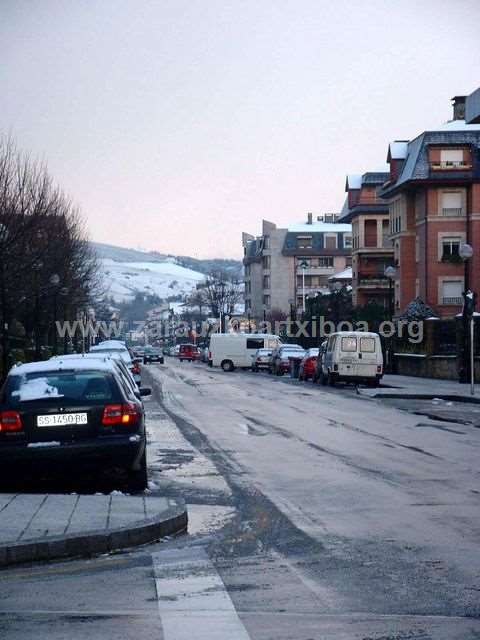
[
  {"xmin": 320, "ymin": 331, "xmax": 383, "ymax": 387},
  {"xmin": 209, "ymin": 333, "xmax": 281, "ymax": 371}
]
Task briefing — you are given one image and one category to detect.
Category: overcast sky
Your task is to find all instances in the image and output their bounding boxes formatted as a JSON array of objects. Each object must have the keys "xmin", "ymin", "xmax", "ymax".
[{"xmin": 2, "ymin": 1, "xmax": 479, "ymax": 259}]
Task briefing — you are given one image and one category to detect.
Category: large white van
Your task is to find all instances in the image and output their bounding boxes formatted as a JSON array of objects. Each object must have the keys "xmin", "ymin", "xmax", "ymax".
[
  {"xmin": 209, "ymin": 333, "xmax": 281, "ymax": 371},
  {"xmin": 320, "ymin": 331, "xmax": 383, "ymax": 387}
]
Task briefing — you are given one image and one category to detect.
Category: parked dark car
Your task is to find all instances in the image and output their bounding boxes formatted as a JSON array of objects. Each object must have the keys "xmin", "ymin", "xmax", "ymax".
[
  {"xmin": 313, "ymin": 341, "xmax": 328, "ymax": 383},
  {"xmin": 0, "ymin": 360, "xmax": 151, "ymax": 491},
  {"xmin": 270, "ymin": 344, "xmax": 305, "ymax": 376},
  {"xmin": 143, "ymin": 346, "xmax": 164, "ymax": 364}
]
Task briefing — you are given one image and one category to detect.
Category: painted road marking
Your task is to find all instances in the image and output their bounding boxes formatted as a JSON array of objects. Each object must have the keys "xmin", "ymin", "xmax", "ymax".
[{"xmin": 152, "ymin": 547, "xmax": 251, "ymax": 640}]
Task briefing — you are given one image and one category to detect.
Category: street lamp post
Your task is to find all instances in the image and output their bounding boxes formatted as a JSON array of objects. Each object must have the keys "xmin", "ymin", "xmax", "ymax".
[
  {"xmin": 384, "ymin": 266, "xmax": 397, "ymax": 373},
  {"xmin": 32, "ymin": 261, "xmax": 43, "ymax": 358},
  {"xmin": 49, "ymin": 274, "xmax": 60, "ymax": 355},
  {"xmin": 459, "ymin": 243, "xmax": 475, "ymax": 389},
  {"xmin": 0, "ymin": 224, "xmax": 10, "ymax": 378},
  {"xmin": 384, "ymin": 266, "xmax": 397, "ymax": 322}
]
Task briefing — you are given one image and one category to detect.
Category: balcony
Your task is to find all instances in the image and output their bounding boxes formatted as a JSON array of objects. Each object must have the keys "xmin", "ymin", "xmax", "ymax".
[
  {"xmin": 441, "ymin": 207, "xmax": 464, "ymax": 217},
  {"xmin": 296, "ymin": 266, "xmax": 334, "ymax": 276},
  {"xmin": 358, "ymin": 277, "xmax": 389, "ymax": 289},
  {"xmin": 442, "ymin": 296, "xmax": 463, "ymax": 305},
  {"xmin": 431, "ymin": 161, "xmax": 472, "ymax": 170}
]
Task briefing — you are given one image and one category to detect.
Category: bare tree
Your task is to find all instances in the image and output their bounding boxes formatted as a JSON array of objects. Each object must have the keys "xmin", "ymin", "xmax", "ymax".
[
  {"xmin": 199, "ymin": 269, "xmax": 243, "ymax": 331},
  {"xmin": 0, "ymin": 135, "xmax": 101, "ymax": 374}
]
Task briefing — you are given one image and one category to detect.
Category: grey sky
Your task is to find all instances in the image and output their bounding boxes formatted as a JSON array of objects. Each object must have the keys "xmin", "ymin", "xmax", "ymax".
[{"xmin": 2, "ymin": 0, "xmax": 479, "ymax": 259}]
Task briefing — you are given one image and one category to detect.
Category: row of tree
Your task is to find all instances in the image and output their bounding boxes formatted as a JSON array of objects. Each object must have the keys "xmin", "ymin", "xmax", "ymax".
[{"xmin": 0, "ymin": 136, "xmax": 100, "ymax": 377}]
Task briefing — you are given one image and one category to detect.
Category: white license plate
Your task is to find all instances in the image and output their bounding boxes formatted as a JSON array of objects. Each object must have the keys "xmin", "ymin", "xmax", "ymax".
[{"xmin": 37, "ymin": 413, "xmax": 88, "ymax": 427}]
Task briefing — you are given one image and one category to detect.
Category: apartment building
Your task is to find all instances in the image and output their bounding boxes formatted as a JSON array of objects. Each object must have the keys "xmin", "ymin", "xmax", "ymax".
[
  {"xmin": 380, "ymin": 92, "xmax": 480, "ymax": 317},
  {"xmin": 340, "ymin": 172, "xmax": 393, "ymax": 307},
  {"xmin": 243, "ymin": 214, "xmax": 352, "ymax": 319}
]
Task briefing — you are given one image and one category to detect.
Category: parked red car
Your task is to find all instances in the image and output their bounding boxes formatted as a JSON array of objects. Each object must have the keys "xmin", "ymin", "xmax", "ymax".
[
  {"xmin": 178, "ymin": 344, "xmax": 201, "ymax": 362},
  {"xmin": 298, "ymin": 348, "xmax": 320, "ymax": 381}
]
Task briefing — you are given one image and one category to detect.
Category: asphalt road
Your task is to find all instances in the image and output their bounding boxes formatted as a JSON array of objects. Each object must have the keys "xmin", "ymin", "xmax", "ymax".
[{"xmin": 1, "ymin": 358, "xmax": 480, "ymax": 639}]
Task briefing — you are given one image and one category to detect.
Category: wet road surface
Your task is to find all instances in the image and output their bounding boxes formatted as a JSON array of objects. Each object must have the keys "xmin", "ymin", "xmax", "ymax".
[{"xmin": 1, "ymin": 358, "xmax": 480, "ymax": 639}]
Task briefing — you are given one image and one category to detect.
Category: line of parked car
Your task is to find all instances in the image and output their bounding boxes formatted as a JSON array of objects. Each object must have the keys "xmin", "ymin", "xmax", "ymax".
[
  {"xmin": 204, "ymin": 331, "xmax": 384, "ymax": 387},
  {"xmin": 0, "ymin": 340, "xmax": 151, "ymax": 492},
  {"xmin": 252, "ymin": 333, "xmax": 383, "ymax": 387}
]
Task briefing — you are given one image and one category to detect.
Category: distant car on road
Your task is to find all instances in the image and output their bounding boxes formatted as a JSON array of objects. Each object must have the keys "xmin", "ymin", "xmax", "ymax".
[
  {"xmin": 298, "ymin": 348, "xmax": 319, "ymax": 381},
  {"xmin": 143, "ymin": 346, "xmax": 164, "ymax": 365},
  {"xmin": 251, "ymin": 348, "xmax": 273, "ymax": 372},
  {"xmin": 269, "ymin": 344, "xmax": 305, "ymax": 376},
  {"xmin": 178, "ymin": 344, "xmax": 201, "ymax": 362},
  {"xmin": 0, "ymin": 359, "xmax": 151, "ymax": 491}
]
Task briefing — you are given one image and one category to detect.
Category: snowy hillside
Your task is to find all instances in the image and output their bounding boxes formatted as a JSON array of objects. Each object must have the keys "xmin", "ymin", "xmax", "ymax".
[{"xmin": 101, "ymin": 258, "xmax": 205, "ymax": 303}]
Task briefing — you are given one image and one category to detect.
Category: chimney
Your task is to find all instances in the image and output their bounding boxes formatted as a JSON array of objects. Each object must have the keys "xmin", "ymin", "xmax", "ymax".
[
  {"xmin": 307, "ymin": 212, "xmax": 313, "ymax": 225},
  {"xmin": 451, "ymin": 95, "xmax": 466, "ymax": 121}
]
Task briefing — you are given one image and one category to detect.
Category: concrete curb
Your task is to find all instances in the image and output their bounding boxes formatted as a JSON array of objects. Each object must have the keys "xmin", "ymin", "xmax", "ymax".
[
  {"xmin": 362, "ymin": 391, "xmax": 480, "ymax": 404},
  {"xmin": 0, "ymin": 498, "xmax": 187, "ymax": 568}
]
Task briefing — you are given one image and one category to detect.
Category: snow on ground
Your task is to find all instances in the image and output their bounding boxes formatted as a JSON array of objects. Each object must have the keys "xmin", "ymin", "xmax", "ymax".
[{"xmin": 101, "ymin": 258, "xmax": 205, "ymax": 303}]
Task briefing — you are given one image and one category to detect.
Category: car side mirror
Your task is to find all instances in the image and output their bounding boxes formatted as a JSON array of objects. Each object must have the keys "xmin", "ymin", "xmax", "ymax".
[{"xmin": 139, "ymin": 387, "xmax": 152, "ymax": 397}]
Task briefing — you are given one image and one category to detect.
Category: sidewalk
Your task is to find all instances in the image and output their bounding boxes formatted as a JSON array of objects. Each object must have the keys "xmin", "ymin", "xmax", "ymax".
[
  {"xmin": 360, "ymin": 373, "xmax": 480, "ymax": 403},
  {"xmin": 0, "ymin": 493, "xmax": 187, "ymax": 567}
]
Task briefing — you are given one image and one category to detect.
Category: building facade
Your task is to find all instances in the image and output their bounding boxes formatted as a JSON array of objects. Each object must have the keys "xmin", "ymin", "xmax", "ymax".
[
  {"xmin": 380, "ymin": 94, "xmax": 480, "ymax": 318},
  {"xmin": 340, "ymin": 172, "xmax": 393, "ymax": 308},
  {"xmin": 243, "ymin": 214, "xmax": 352, "ymax": 319}
]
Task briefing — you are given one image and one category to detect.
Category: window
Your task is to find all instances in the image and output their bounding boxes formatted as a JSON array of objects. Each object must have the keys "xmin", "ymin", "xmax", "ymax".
[
  {"xmin": 360, "ymin": 337, "xmax": 375, "ymax": 353},
  {"xmin": 341, "ymin": 336, "xmax": 357, "ymax": 352},
  {"xmin": 263, "ymin": 235, "xmax": 270, "ymax": 249},
  {"xmin": 296, "ymin": 235, "xmax": 313, "ymax": 249},
  {"xmin": 263, "ymin": 275, "xmax": 270, "ymax": 289},
  {"xmin": 262, "ymin": 255, "xmax": 271, "ymax": 269},
  {"xmin": 263, "ymin": 294, "xmax": 270, "ymax": 307},
  {"xmin": 318, "ymin": 256, "xmax": 334, "ymax": 268},
  {"xmin": 344, "ymin": 234, "xmax": 352, "ymax": 248},
  {"xmin": 441, "ymin": 191, "xmax": 463, "ymax": 217},
  {"xmin": 390, "ymin": 198, "xmax": 404, "ymax": 234},
  {"xmin": 325, "ymin": 235, "xmax": 337, "ymax": 249},
  {"xmin": 441, "ymin": 280, "xmax": 463, "ymax": 305},
  {"xmin": 247, "ymin": 338, "xmax": 264, "ymax": 350},
  {"xmin": 364, "ymin": 220, "xmax": 377, "ymax": 247},
  {"xmin": 440, "ymin": 149, "xmax": 464, "ymax": 167},
  {"xmin": 441, "ymin": 237, "xmax": 461, "ymax": 262}
]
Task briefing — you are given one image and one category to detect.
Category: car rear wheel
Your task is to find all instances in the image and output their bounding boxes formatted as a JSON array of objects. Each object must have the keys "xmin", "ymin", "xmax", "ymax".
[
  {"xmin": 328, "ymin": 372, "xmax": 336, "ymax": 387},
  {"xmin": 221, "ymin": 360, "xmax": 234, "ymax": 372},
  {"xmin": 127, "ymin": 449, "xmax": 147, "ymax": 493}
]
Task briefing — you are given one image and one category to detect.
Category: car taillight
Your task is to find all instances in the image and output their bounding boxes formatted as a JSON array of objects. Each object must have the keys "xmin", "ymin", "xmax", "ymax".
[
  {"xmin": 377, "ymin": 365, "xmax": 382, "ymax": 373},
  {"xmin": 0, "ymin": 410, "xmax": 23, "ymax": 432},
  {"xmin": 102, "ymin": 403, "xmax": 140, "ymax": 426},
  {"xmin": 208, "ymin": 351, "xmax": 211, "ymax": 359}
]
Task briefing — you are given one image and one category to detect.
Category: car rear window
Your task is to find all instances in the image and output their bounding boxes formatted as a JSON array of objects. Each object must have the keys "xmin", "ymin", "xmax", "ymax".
[
  {"xmin": 6, "ymin": 371, "xmax": 118, "ymax": 406},
  {"xmin": 341, "ymin": 337, "xmax": 357, "ymax": 352},
  {"xmin": 360, "ymin": 337, "xmax": 376, "ymax": 352}
]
